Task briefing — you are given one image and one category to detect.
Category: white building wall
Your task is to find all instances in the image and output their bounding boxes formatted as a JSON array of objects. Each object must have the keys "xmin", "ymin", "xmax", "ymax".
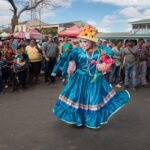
[{"xmin": 14, "ymin": 24, "xmax": 27, "ymax": 32}]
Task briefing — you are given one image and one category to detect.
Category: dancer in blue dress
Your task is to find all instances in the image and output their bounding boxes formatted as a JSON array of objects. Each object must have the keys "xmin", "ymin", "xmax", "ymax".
[{"xmin": 52, "ymin": 25, "xmax": 130, "ymax": 129}]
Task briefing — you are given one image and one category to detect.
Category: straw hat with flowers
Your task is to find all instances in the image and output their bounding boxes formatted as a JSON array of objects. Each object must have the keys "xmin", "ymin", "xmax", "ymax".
[{"xmin": 78, "ymin": 25, "xmax": 97, "ymax": 43}]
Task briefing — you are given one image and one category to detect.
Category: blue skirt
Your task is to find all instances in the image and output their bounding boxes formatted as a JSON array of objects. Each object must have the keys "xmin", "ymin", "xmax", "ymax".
[{"xmin": 53, "ymin": 72, "xmax": 130, "ymax": 129}]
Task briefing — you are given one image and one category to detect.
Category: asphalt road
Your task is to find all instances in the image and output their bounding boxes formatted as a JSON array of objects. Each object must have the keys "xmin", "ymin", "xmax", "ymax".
[{"xmin": 0, "ymin": 80, "xmax": 150, "ymax": 150}]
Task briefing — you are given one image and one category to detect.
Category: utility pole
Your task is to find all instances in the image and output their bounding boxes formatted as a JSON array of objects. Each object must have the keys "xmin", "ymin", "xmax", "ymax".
[
  {"xmin": 39, "ymin": 7, "xmax": 42, "ymax": 29},
  {"xmin": 30, "ymin": 0, "xmax": 37, "ymax": 20}
]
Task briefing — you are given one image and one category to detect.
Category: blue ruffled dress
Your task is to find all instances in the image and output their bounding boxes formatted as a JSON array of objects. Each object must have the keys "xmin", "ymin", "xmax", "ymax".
[{"xmin": 52, "ymin": 47, "xmax": 130, "ymax": 129}]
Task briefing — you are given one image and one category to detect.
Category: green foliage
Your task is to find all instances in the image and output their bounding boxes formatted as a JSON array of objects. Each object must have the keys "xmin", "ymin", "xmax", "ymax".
[{"xmin": 40, "ymin": 28, "xmax": 58, "ymax": 36}]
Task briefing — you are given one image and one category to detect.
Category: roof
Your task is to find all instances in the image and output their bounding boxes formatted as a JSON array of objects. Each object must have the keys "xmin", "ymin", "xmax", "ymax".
[
  {"xmin": 18, "ymin": 19, "xmax": 48, "ymax": 26},
  {"xmin": 97, "ymin": 32, "xmax": 150, "ymax": 39},
  {"xmin": 58, "ymin": 20, "xmax": 86, "ymax": 25},
  {"xmin": 98, "ymin": 32, "xmax": 130, "ymax": 37},
  {"xmin": 129, "ymin": 18, "xmax": 150, "ymax": 24},
  {"xmin": 19, "ymin": 20, "xmax": 28, "ymax": 25},
  {"xmin": 47, "ymin": 20, "xmax": 87, "ymax": 27}
]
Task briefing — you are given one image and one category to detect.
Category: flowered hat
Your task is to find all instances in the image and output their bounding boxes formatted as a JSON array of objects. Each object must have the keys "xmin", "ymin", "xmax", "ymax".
[{"xmin": 78, "ymin": 25, "xmax": 97, "ymax": 43}]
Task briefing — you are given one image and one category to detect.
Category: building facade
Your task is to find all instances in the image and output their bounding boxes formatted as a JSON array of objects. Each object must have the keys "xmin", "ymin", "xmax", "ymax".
[
  {"xmin": 41, "ymin": 20, "xmax": 86, "ymax": 32},
  {"xmin": 131, "ymin": 19, "xmax": 150, "ymax": 35},
  {"xmin": 98, "ymin": 18, "xmax": 150, "ymax": 40},
  {"xmin": 15, "ymin": 19, "xmax": 48, "ymax": 32},
  {"xmin": 15, "ymin": 20, "xmax": 86, "ymax": 33}
]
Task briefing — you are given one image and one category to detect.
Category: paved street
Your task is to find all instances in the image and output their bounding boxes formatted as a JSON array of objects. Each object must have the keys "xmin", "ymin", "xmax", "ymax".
[{"xmin": 0, "ymin": 80, "xmax": 150, "ymax": 150}]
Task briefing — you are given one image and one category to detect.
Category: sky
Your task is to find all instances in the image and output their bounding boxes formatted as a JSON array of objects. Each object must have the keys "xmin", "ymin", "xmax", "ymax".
[{"xmin": 0, "ymin": 0, "xmax": 150, "ymax": 32}]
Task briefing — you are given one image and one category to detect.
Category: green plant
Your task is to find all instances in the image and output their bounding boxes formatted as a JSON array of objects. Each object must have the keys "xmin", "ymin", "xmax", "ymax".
[{"xmin": 40, "ymin": 28, "xmax": 58, "ymax": 36}]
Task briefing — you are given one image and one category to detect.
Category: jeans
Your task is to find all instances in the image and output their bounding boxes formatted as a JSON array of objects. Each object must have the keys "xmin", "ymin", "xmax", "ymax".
[
  {"xmin": 124, "ymin": 63, "xmax": 137, "ymax": 87},
  {"xmin": 109, "ymin": 64, "xmax": 120, "ymax": 83},
  {"xmin": 137, "ymin": 61, "xmax": 147, "ymax": 85}
]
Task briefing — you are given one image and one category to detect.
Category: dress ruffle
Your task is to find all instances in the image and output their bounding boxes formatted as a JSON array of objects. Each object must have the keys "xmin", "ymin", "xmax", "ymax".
[{"xmin": 53, "ymin": 72, "xmax": 130, "ymax": 129}]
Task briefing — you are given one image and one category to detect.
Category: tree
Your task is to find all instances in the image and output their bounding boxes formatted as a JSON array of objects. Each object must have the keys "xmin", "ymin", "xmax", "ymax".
[
  {"xmin": 40, "ymin": 27, "xmax": 58, "ymax": 36},
  {"xmin": 7, "ymin": 0, "xmax": 70, "ymax": 32}
]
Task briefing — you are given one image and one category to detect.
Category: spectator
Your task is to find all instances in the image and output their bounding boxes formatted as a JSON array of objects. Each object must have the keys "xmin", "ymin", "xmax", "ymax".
[
  {"xmin": 119, "ymin": 39, "xmax": 129, "ymax": 84},
  {"xmin": 14, "ymin": 45, "xmax": 29, "ymax": 89},
  {"xmin": 3, "ymin": 41, "xmax": 15, "ymax": 62},
  {"xmin": 42, "ymin": 35, "xmax": 59, "ymax": 84},
  {"xmin": 26, "ymin": 39, "xmax": 42, "ymax": 83},
  {"xmin": 59, "ymin": 35, "xmax": 73, "ymax": 55},
  {"xmin": 122, "ymin": 40, "xmax": 138, "ymax": 91},
  {"xmin": 19, "ymin": 39, "xmax": 25, "ymax": 47},
  {"xmin": 109, "ymin": 40, "xmax": 123, "ymax": 84},
  {"xmin": 136, "ymin": 39, "xmax": 149, "ymax": 87},
  {"xmin": 2, "ymin": 41, "xmax": 15, "ymax": 86},
  {"xmin": 58, "ymin": 35, "xmax": 73, "ymax": 84}
]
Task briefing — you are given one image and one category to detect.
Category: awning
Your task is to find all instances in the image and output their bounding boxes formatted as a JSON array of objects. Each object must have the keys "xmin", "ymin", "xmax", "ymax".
[
  {"xmin": 14, "ymin": 31, "xmax": 26, "ymax": 38},
  {"xmin": 58, "ymin": 25, "xmax": 82, "ymax": 37},
  {"xmin": 29, "ymin": 29, "xmax": 42, "ymax": 39},
  {"xmin": 0, "ymin": 32, "xmax": 9, "ymax": 38}
]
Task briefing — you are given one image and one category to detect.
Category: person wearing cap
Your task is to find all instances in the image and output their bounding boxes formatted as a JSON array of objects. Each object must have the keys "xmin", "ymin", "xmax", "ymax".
[
  {"xmin": 51, "ymin": 25, "xmax": 130, "ymax": 129},
  {"xmin": 42, "ymin": 34, "xmax": 59, "ymax": 84}
]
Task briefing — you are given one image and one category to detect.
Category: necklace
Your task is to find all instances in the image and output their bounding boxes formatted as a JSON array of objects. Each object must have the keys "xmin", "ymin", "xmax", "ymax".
[
  {"xmin": 86, "ymin": 51, "xmax": 95, "ymax": 76},
  {"xmin": 85, "ymin": 49, "xmax": 101, "ymax": 78},
  {"xmin": 86, "ymin": 51, "xmax": 94, "ymax": 60}
]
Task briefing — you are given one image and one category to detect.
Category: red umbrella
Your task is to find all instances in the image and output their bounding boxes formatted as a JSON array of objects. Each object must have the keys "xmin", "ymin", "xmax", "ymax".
[{"xmin": 58, "ymin": 25, "xmax": 82, "ymax": 38}]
